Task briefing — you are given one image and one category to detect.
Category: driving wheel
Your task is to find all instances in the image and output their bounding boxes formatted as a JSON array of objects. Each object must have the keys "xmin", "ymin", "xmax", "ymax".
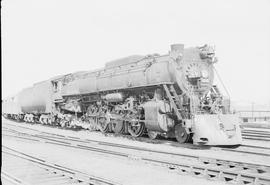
[
  {"xmin": 111, "ymin": 120, "xmax": 125, "ymax": 134},
  {"xmin": 128, "ymin": 121, "xmax": 145, "ymax": 137},
  {"xmin": 98, "ymin": 117, "xmax": 110, "ymax": 133}
]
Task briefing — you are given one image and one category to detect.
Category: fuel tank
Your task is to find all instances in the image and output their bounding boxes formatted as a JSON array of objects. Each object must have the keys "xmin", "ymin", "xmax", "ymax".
[
  {"xmin": 2, "ymin": 95, "xmax": 21, "ymax": 114},
  {"xmin": 18, "ymin": 81, "xmax": 53, "ymax": 113}
]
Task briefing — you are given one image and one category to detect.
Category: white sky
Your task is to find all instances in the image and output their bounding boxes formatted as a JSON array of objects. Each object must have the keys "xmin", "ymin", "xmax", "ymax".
[{"xmin": 2, "ymin": 0, "xmax": 270, "ymax": 107}]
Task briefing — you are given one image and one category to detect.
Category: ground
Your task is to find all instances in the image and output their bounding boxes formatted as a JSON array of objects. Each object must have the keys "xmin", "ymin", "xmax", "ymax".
[{"xmin": 2, "ymin": 118, "xmax": 270, "ymax": 185}]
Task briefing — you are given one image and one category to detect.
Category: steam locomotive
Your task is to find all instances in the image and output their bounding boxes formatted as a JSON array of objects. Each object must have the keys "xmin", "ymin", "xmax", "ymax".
[{"xmin": 2, "ymin": 44, "xmax": 242, "ymax": 145}]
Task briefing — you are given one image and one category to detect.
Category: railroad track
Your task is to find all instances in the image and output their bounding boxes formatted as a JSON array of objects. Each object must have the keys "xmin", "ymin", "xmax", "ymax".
[
  {"xmin": 4, "ymin": 126, "xmax": 270, "ymax": 162},
  {"xmin": 5, "ymin": 118, "xmax": 270, "ymax": 143},
  {"xmin": 242, "ymin": 129, "xmax": 270, "ymax": 141},
  {"xmin": 3, "ymin": 122, "xmax": 270, "ymax": 157},
  {"xmin": 3, "ymin": 124, "xmax": 270, "ymax": 185},
  {"xmin": 221, "ymin": 145, "xmax": 270, "ymax": 157},
  {"xmin": 2, "ymin": 146, "xmax": 120, "ymax": 185}
]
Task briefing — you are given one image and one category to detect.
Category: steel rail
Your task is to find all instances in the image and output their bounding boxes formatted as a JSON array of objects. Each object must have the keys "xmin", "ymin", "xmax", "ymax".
[
  {"xmin": 242, "ymin": 137, "xmax": 270, "ymax": 141},
  {"xmin": 2, "ymin": 145, "xmax": 121, "ymax": 185},
  {"xmin": 242, "ymin": 130, "xmax": 270, "ymax": 134},
  {"xmin": 4, "ymin": 123, "xmax": 270, "ymax": 159},
  {"xmin": 242, "ymin": 132, "xmax": 270, "ymax": 137},
  {"xmin": 3, "ymin": 123, "xmax": 270, "ymax": 159},
  {"xmin": 5, "ymin": 119, "xmax": 270, "ymax": 143},
  {"xmin": 5, "ymin": 129, "xmax": 270, "ymax": 169},
  {"xmin": 3, "ymin": 128, "xmax": 270, "ymax": 185}
]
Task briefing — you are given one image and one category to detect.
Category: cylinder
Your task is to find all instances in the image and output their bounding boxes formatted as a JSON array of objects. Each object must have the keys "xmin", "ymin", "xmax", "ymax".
[{"xmin": 143, "ymin": 100, "xmax": 174, "ymax": 132}]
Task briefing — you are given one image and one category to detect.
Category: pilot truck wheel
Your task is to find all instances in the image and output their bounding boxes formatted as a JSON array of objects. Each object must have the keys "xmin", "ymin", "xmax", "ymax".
[{"xmin": 174, "ymin": 124, "xmax": 191, "ymax": 143}]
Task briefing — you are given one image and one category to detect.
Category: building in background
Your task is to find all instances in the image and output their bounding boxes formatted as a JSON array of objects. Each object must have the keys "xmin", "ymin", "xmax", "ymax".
[{"xmin": 237, "ymin": 111, "xmax": 270, "ymax": 123}]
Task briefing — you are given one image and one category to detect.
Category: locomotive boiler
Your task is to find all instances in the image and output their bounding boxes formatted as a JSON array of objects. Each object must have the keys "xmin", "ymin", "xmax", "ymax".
[{"xmin": 2, "ymin": 44, "xmax": 242, "ymax": 146}]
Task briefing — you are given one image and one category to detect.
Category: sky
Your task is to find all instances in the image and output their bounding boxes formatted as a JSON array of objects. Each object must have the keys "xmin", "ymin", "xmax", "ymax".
[{"xmin": 2, "ymin": 0, "xmax": 270, "ymax": 109}]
